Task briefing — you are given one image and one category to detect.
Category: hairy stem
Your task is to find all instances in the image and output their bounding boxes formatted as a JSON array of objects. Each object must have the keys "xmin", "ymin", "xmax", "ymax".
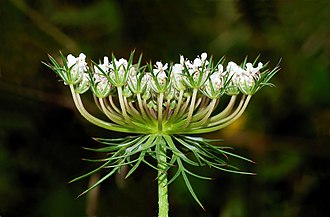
[{"xmin": 157, "ymin": 136, "xmax": 169, "ymax": 217}]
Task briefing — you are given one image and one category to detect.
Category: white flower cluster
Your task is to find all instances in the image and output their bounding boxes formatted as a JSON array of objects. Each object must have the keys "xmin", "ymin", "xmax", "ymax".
[
  {"xmin": 65, "ymin": 53, "xmax": 88, "ymax": 85},
  {"xmin": 59, "ymin": 52, "xmax": 266, "ymax": 99},
  {"xmin": 225, "ymin": 61, "xmax": 263, "ymax": 95},
  {"xmin": 46, "ymin": 51, "xmax": 278, "ymax": 134}
]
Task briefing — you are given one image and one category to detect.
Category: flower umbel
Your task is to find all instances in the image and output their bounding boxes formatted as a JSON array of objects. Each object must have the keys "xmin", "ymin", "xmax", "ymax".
[{"xmin": 44, "ymin": 51, "xmax": 279, "ymax": 215}]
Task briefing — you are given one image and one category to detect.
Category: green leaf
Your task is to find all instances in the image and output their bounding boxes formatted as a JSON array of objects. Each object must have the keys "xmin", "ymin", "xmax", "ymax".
[
  {"xmin": 125, "ymin": 151, "xmax": 146, "ymax": 178},
  {"xmin": 177, "ymin": 158, "xmax": 204, "ymax": 210},
  {"xmin": 184, "ymin": 168, "xmax": 213, "ymax": 180},
  {"xmin": 142, "ymin": 158, "xmax": 159, "ymax": 171},
  {"xmin": 211, "ymin": 164, "xmax": 256, "ymax": 175},
  {"xmin": 77, "ymin": 165, "xmax": 121, "ymax": 197},
  {"xmin": 163, "ymin": 135, "xmax": 199, "ymax": 166},
  {"xmin": 69, "ymin": 160, "xmax": 111, "ymax": 183},
  {"xmin": 218, "ymin": 149, "xmax": 255, "ymax": 163}
]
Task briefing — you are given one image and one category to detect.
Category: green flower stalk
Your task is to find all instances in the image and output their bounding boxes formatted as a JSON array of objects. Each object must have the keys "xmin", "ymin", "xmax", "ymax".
[{"xmin": 44, "ymin": 51, "xmax": 279, "ymax": 216}]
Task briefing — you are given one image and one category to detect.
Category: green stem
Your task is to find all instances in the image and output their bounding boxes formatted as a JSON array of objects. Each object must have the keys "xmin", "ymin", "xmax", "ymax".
[
  {"xmin": 208, "ymin": 95, "xmax": 246, "ymax": 127},
  {"xmin": 185, "ymin": 95, "xmax": 252, "ymax": 134},
  {"xmin": 158, "ymin": 93, "xmax": 164, "ymax": 132},
  {"xmin": 109, "ymin": 95, "xmax": 122, "ymax": 114},
  {"xmin": 189, "ymin": 98, "xmax": 217, "ymax": 128},
  {"xmin": 69, "ymin": 85, "xmax": 133, "ymax": 133},
  {"xmin": 98, "ymin": 98, "xmax": 125, "ymax": 125},
  {"xmin": 184, "ymin": 88, "xmax": 198, "ymax": 127},
  {"xmin": 158, "ymin": 136, "xmax": 169, "ymax": 217},
  {"xmin": 117, "ymin": 86, "xmax": 129, "ymax": 122},
  {"xmin": 137, "ymin": 93, "xmax": 150, "ymax": 121},
  {"xmin": 177, "ymin": 95, "xmax": 191, "ymax": 119},
  {"xmin": 170, "ymin": 90, "xmax": 184, "ymax": 120},
  {"xmin": 209, "ymin": 95, "xmax": 237, "ymax": 122}
]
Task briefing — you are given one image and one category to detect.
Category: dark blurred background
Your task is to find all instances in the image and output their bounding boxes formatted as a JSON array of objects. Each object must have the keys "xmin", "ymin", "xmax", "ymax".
[{"xmin": 0, "ymin": 0, "xmax": 329, "ymax": 216}]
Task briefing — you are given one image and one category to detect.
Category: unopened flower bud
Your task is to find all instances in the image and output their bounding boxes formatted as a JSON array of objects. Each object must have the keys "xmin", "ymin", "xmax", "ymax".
[
  {"xmin": 165, "ymin": 87, "xmax": 176, "ymax": 100},
  {"xmin": 74, "ymin": 73, "xmax": 90, "ymax": 94},
  {"xmin": 147, "ymin": 100, "xmax": 157, "ymax": 111},
  {"xmin": 123, "ymin": 85, "xmax": 133, "ymax": 98},
  {"xmin": 169, "ymin": 100, "xmax": 177, "ymax": 110},
  {"xmin": 92, "ymin": 73, "xmax": 112, "ymax": 98}
]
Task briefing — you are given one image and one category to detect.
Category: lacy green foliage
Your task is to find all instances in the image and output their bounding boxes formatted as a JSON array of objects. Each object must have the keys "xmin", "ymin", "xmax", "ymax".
[{"xmin": 70, "ymin": 134, "xmax": 254, "ymax": 207}]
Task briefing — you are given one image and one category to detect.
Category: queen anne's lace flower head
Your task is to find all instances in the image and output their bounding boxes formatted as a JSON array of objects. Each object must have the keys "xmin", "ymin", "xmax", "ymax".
[
  {"xmin": 44, "ymin": 50, "xmax": 279, "ymax": 162},
  {"xmin": 45, "ymin": 52, "xmax": 278, "ymax": 131},
  {"xmin": 44, "ymin": 51, "xmax": 279, "ymax": 213}
]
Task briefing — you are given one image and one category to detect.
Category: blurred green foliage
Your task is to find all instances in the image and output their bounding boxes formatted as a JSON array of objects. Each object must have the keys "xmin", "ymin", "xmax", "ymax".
[{"xmin": 0, "ymin": 0, "xmax": 329, "ymax": 216}]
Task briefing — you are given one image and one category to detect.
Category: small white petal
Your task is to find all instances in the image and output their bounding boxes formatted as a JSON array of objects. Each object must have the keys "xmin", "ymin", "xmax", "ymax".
[
  {"xmin": 78, "ymin": 53, "xmax": 86, "ymax": 60},
  {"xmin": 103, "ymin": 56, "xmax": 109, "ymax": 65},
  {"xmin": 193, "ymin": 58, "xmax": 202, "ymax": 67},
  {"xmin": 67, "ymin": 54, "xmax": 76, "ymax": 67},
  {"xmin": 156, "ymin": 61, "xmax": 162, "ymax": 68},
  {"xmin": 163, "ymin": 63, "xmax": 168, "ymax": 71},
  {"xmin": 218, "ymin": 64, "xmax": 223, "ymax": 73},
  {"xmin": 180, "ymin": 55, "xmax": 185, "ymax": 65},
  {"xmin": 201, "ymin": 52, "xmax": 207, "ymax": 61}
]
